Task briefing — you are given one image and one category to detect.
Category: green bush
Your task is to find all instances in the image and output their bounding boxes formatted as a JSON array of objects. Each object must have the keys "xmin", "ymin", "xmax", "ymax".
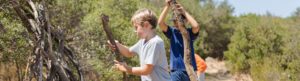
[{"xmin": 225, "ymin": 14, "xmax": 300, "ymax": 81}]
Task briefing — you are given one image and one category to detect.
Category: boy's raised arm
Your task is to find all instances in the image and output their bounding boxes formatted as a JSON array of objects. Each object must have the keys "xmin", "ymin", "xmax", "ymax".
[
  {"xmin": 158, "ymin": 0, "xmax": 171, "ymax": 32},
  {"xmin": 184, "ymin": 11, "xmax": 199, "ymax": 34},
  {"xmin": 175, "ymin": 4, "xmax": 200, "ymax": 34}
]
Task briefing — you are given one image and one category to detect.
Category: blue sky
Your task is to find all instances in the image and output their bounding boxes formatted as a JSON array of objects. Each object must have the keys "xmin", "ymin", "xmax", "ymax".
[{"xmin": 214, "ymin": 0, "xmax": 300, "ymax": 17}]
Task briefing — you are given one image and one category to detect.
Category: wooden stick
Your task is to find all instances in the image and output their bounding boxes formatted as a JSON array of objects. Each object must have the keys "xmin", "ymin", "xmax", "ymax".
[
  {"xmin": 101, "ymin": 14, "xmax": 127, "ymax": 81},
  {"xmin": 170, "ymin": 0, "xmax": 197, "ymax": 81}
]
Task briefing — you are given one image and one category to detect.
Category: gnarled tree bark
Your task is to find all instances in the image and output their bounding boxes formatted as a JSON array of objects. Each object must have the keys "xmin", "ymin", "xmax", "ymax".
[{"xmin": 11, "ymin": 0, "xmax": 83, "ymax": 81}]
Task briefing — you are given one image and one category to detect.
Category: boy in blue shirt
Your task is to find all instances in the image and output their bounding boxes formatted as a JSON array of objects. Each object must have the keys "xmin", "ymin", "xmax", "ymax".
[{"xmin": 158, "ymin": 0, "xmax": 200, "ymax": 81}]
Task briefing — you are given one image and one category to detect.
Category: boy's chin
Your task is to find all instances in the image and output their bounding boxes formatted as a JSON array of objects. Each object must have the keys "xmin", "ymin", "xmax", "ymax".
[
  {"xmin": 139, "ymin": 37, "xmax": 146, "ymax": 39},
  {"xmin": 137, "ymin": 36, "xmax": 143, "ymax": 39},
  {"xmin": 138, "ymin": 36, "xmax": 147, "ymax": 39}
]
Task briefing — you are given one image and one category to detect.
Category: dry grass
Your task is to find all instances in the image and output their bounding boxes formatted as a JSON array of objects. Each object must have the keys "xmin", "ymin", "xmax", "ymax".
[{"xmin": 0, "ymin": 63, "xmax": 18, "ymax": 81}]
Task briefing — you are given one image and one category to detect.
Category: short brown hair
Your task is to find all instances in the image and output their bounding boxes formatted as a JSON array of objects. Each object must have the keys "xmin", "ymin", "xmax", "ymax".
[{"xmin": 131, "ymin": 9, "xmax": 157, "ymax": 29}]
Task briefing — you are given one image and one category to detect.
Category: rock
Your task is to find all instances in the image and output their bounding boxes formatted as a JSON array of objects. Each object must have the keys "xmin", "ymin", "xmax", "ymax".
[{"xmin": 204, "ymin": 57, "xmax": 253, "ymax": 81}]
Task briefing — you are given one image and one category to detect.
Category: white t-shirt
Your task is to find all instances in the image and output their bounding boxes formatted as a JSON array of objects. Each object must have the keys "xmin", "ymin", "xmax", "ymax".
[{"xmin": 130, "ymin": 35, "xmax": 170, "ymax": 81}]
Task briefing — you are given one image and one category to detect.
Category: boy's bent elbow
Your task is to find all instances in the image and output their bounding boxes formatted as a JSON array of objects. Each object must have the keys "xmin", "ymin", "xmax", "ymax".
[
  {"xmin": 124, "ymin": 52, "xmax": 135, "ymax": 58},
  {"xmin": 158, "ymin": 22, "xmax": 164, "ymax": 28},
  {"xmin": 158, "ymin": 22, "xmax": 168, "ymax": 32},
  {"xmin": 158, "ymin": 20, "xmax": 164, "ymax": 26},
  {"xmin": 192, "ymin": 25, "xmax": 200, "ymax": 33},
  {"xmin": 141, "ymin": 64, "xmax": 153, "ymax": 75},
  {"xmin": 192, "ymin": 23, "xmax": 199, "ymax": 29}
]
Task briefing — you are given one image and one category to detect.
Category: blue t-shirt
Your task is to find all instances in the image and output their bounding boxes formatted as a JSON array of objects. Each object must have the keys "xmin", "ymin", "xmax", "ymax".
[{"xmin": 163, "ymin": 26, "xmax": 198, "ymax": 71}]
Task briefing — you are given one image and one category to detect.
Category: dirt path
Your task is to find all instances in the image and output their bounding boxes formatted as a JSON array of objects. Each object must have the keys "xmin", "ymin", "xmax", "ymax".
[{"xmin": 205, "ymin": 57, "xmax": 253, "ymax": 81}]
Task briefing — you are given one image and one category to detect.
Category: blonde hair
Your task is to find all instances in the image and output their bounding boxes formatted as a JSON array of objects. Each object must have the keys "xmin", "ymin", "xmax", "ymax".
[{"xmin": 131, "ymin": 8, "xmax": 157, "ymax": 29}]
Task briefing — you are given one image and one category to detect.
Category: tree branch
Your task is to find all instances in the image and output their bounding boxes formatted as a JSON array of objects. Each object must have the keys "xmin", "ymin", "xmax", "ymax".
[
  {"xmin": 170, "ymin": 0, "xmax": 197, "ymax": 81},
  {"xmin": 12, "ymin": 0, "xmax": 83, "ymax": 81}
]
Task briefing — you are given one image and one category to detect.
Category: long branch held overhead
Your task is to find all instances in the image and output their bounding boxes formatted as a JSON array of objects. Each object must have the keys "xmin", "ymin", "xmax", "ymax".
[{"xmin": 170, "ymin": 0, "xmax": 197, "ymax": 81}]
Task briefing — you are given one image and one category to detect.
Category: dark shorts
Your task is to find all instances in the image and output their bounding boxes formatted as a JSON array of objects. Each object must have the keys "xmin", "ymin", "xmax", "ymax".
[{"xmin": 170, "ymin": 70, "xmax": 190, "ymax": 81}]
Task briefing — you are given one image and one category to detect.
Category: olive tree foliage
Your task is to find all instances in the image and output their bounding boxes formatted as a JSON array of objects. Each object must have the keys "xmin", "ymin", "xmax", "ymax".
[{"xmin": 225, "ymin": 13, "xmax": 300, "ymax": 81}]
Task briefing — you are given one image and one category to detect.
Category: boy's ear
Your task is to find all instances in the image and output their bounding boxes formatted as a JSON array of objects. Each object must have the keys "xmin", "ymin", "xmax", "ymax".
[{"xmin": 143, "ymin": 21, "xmax": 152, "ymax": 29}]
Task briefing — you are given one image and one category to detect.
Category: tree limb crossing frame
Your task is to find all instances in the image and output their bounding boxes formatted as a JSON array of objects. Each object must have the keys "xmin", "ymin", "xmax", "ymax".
[{"xmin": 101, "ymin": 14, "xmax": 128, "ymax": 81}]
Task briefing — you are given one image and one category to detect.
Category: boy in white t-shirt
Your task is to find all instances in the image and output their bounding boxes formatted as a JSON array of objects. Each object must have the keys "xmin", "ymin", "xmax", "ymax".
[{"xmin": 108, "ymin": 9, "xmax": 170, "ymax": 81}]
